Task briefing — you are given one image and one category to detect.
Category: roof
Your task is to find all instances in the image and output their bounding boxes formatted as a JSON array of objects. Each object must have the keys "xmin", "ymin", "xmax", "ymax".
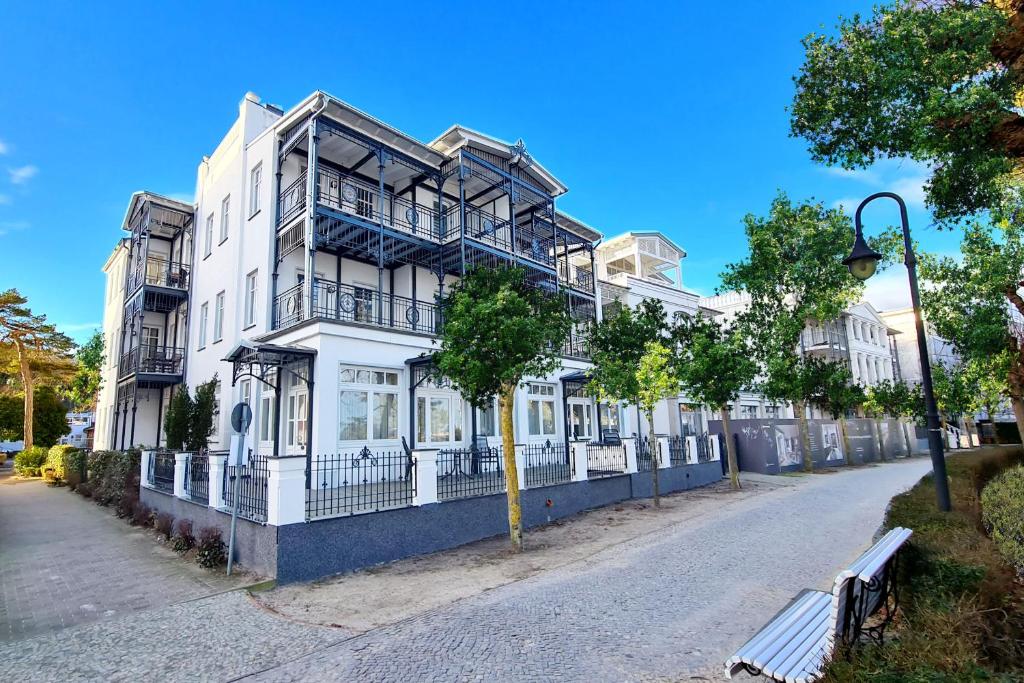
[
  {"xmin": 600, "ymin": 231, "xmax": 688, "ymax": 259},
  {"xmin": 120, "ymin": 191, "xmax": 194, "ymax": 232},
  {"xmin": 555, "ymin": 211, "xmax": 601, "ymax": 243}
]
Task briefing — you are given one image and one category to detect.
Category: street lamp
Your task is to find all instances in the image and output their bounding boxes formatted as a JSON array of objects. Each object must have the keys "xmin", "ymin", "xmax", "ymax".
[{"xmin": 843, "ymin": 191, "xmax": 952, "ymax": 512}]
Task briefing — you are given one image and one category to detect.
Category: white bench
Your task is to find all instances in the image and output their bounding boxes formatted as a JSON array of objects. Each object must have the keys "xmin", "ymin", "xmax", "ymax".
[{"xmin": 724, "ymin": 527, "xmax": 913, "ymax": 682}]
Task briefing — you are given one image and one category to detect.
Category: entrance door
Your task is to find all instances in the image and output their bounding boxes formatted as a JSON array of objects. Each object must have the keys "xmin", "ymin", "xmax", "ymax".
[{"xmin": 568, "ymin": 400, "xmax": 593, "ymax": 440}]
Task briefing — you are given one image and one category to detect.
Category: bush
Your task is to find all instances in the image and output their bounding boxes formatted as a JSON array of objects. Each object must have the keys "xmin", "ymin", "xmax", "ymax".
[
  {"xmin": 130, "ymin": 500, "xmax": 153, "ymax": 527},
  {"xmin": 76, "ymin": 480, "xmax": 93, "ymax": 498},
  {"xmin": 14, "ymin": 446, "xmax": 48, "ymax": 476},
  {"xmin": 89, "ymin": 450, "xmax": 140, "ymax": 509},
  {"xmin": 42, "ymin": 445, "xmax": 79, "ymax": 484},
  {"xmin": 195, "ymin": 526, "xmax": 226, "ymax": 568},
  {"xmin": 171, "ymin": 519, "xmax": 195, "ymax": 554},
  {"xmin": 981, "ymin": 466, "xmax": 1024, "ymax": 576},
  {"xmin": 154, "ymin": 512, "xmax": 175, "ymax": 540},
  {"xmin": 65, "ymin": 449, "xmax": 88, "ymax": 490}
]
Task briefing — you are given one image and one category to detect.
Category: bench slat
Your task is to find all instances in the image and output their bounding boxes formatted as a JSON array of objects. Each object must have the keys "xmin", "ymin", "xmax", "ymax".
[
  {"xmin": 761, "ymin": 603, "xmax": 830, "ymax": 680},
  {"xmin": 725, "ymin": 590, "xmax": 831, "ymax": 679}
]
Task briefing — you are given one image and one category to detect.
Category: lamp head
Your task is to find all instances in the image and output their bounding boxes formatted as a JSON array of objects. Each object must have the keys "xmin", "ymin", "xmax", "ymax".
[{"xmin": 843, "ymin": 232, "xmax": 883, "ymax": 281}]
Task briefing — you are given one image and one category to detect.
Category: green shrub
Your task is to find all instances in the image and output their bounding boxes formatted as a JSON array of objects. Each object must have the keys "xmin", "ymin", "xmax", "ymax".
[
  {"xmin": 171, "ymin": 519, "xmax": 195, "ymax": 554},
  {"xmin": 14, "ymin": 446, "xmax": 48, "ymax": 476},
  {"xmin": 195, "ymin": 526, "xmax": 226, "ymax": 568},
  {"xmin": 42, "ymin": 445, "xmax": 79, "ymax": 483},
  {"xmin": 89, "ymin": 450, "xmax": 140, "ymax": 508},
  {"xmin": 981, "ymin": 466, "xmax": 1024, "ymax": 576},
  {"xmin": 65, "ymin": 449, "xmax": 88, "ymax": 490}
]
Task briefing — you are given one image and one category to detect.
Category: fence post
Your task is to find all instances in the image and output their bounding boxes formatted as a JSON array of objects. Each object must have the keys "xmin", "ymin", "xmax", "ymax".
[
  {"xmin": 514, "ymin": 445, "xmax": 527, "ymax": 490},
  {"xmin": 656, "ymin": 436, "xmax": 671, "ymax": 469},
  {"xmin": 413, "ymin": 448, "xmax": 438, "ymax": 506},
  {"xmin": 710, "ymin": 436, "xmax": 722, "ymax": 461},
  {"xmin": 685, "ymin": 436, "xmax": 699, "ymax": 464},
  {"xmin": 208, "ymin": 452, "xmax": 227, "ymax": 508},
  {"xmin": 140, "ymin": 449, "xmax": 153, "ymax": 490},
  {"xmin": 571, "ymin": 442, "xmax": 589, "ymax": 482},
  {"xmin": 267, "ymin": 455, "xmax": 307, "ymax": 526},
  {"xmin": 624, "ymin": 437, "xmax": 639, "ymax": 474},
  {"xmin": 173, "ymin": 452, "xmax": 189, "ymax": 498}
]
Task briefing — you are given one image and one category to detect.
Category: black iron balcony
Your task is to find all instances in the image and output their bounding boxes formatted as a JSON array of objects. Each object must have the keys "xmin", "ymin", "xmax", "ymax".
[
  {"xmin": 273, "ymin": 280, "xmax": 443, "ymax": 335},
  {"xmin": 127, "ymin": 256, "xmax": 190, "ymax": 294},
  {"xmin": 118, "ymin": 345, "xmax": 185, "ymax": 380},
  {"xmin": 562, "ymin": 331, "xmax": 590, "ymax": 359},
  {"xmin": 558, "ymin": 261, "xmax": 595, "ymax": 294}
]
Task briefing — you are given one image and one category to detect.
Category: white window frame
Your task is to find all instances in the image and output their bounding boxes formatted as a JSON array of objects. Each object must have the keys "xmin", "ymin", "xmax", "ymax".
[
  {"xmin": 476, "ymin": 398, "xmax": 501, "ymax": 438},
  {"xmin": 213, "ymin": 291, "xmax": 225, "ymax": 343},
  {"xmin": 567, "ymin": 399, "xmax": 593, "ymax": 440},
  {"xmin": 286, "ymin": 388, "xmax": 308, "ymax": 453},
  {"xmin": 338, "ymin": 365, "xmax": 401, "ymax": 445},
  {"xmin": 249, "ymin": 163, "xmax": 262, "ymax": 217},
  {"xmin": 204, "ymin": 213, "xmax": 214, "ymax": 257},
  {"xmin": 259, "ymin": 387, "xmax": 275, "ymax": 446},
  {"xmin": 527, "ymin": 382, "xmax": 557, "ymax": 438},
  {"xmin": 197, "ymin": 302, "xmax": 208, "ymax": 349},
  {"xmin": 220, "ymin": 195, "xmax": 230, "ymax": 242},
  {"xmin": 244, "ymin": 270, "xmax": 257, "ymax": 328}
]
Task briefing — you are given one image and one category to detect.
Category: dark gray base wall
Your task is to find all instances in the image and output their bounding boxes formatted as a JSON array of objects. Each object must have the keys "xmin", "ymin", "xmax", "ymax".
[
  {"xmin": 276, "ymin": 462, "xmax": 723, "ymax": 585},
  {"xmin": 140, "ymin": 488, "xmax": 278, "ymax": 578}
]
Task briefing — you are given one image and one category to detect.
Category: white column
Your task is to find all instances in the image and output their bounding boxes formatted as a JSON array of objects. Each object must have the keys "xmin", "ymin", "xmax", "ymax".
[
  {"xmin": 266, "ymin": 455, "xmax": 307, "ymax": 526},
  {"xmin": 685, "ymin": 436, "xmax": 699, "ymax": 464},
  {"xmin": 571, "ymin": 441, "xmax": 589, "ymax": 482},
  {"xmin": 208, "ymin": 452, "xmax": 227, "ymax": 508},
  {"xmin": 173, "ymin": 452, "xmax": 189, "ymax": 498},
  {"xmin": 656, "ymin": 436, "xmax": 672, "ymax": 469},
  {"xmin": 140, "ymin": 449, "xmax": 153, "ymax": 488},
  {"xmin": 624, "ymin": 437, "xmax": 639, "ymax": 474},
  {"xmin": 412, "ymin": 448, "xmax": 438, "ymax": 506},
  {"xmin": 710, "ymin": 435, "xmax": 722, "ymax": 461},
  {"xmin": 514, "ymin": 445, "xmax": 527, "ymax": 491}
]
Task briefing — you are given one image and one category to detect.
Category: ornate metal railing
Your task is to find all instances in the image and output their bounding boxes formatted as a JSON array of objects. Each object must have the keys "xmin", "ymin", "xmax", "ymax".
[
  {"xmin": 184, "ymin": 452, "xmax": 209, "ymax": 504},
  {"xmin": 273, "ymin": 279, "xmax": 442, "ymax": 334},
  {"xmin": 562, "ymin": 332, "xmax": 590, "ymax": 359},
  {"xmin": 128, "ymin": 256, "xmax": 190, "ymax": 293},
  {"xmin": 437, "ymin": 446, "xmax": 505, "ymax": 500},
  {"xmin": 514, "ymin": 228, "xmax": 557, "ymax": 268},
  {"xmin": 444, "ymin": 204, "xmax": 513, "ymax": 250},
  {"xmin": 635, "ymin": 436, "xmax": 658, "ymax": 472},
  {"xmin": 585, "ymin": 442, "xmax": 627, "ymax": 478},
  {"xmin": 306, "ymin": 449, "xmax": 416, "ymax": 519},
  {"xmin": 222, "ymin": 452, "xmax": 268, "ymax": 523},
  {"xmin": 687, "ymin": 433, "xmax": 712, "ymax": 463},
  {"xmin": 558, "ymin": 261, "xmax": 595, "ymax": 294},
  {"xmin": 118, "ymin": 345, "xmax": 185, "ymax": 379},
  {"xmin": 148, "ymin": 451, "xmax": 175, "ymax": 493},
  {"xmin": 278, "ymin": 171, "xmax": 307, "ymax": 224},
  {"xmin": 522, "ymin": 441, "xmax": 572, "ymax": 488},
  {"xmin": 667, "ymin": 436, "xmax": 686, "ymax": 466}
]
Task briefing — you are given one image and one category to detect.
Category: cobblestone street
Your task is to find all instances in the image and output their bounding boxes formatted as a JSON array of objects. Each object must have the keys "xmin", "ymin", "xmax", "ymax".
[{"xmin": 0, "ymin": 459, "xmax": 933, "ymax": 682}]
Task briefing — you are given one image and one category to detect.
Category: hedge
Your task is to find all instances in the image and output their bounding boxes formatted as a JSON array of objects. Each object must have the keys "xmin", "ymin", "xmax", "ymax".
[
  {"xmin": 41, "ymin": 444, "xmax": 79, "ymax": 483},
  {"xmin": 981, "ymin": 466, "xmax": 1024, "ymax": 576},
  {"xmin": 14, "ymin": 446, "xmax": 48, "ymax": 476}
]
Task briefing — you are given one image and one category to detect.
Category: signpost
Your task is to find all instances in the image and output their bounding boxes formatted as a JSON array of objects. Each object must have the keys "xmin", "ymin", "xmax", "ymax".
[{"xmin": 226, "ymin": 402, "xmax": 252, "ymax": 576}]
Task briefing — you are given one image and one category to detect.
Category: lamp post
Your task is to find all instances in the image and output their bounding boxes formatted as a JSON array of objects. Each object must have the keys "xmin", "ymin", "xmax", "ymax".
[{"xmin": 842, "ymin": 192, "xmax": 951, "ymax": 512}]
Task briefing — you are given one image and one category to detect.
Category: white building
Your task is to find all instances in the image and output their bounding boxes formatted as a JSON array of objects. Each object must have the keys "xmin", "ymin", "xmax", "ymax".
[{"xmin": 878, "ymin": 306, "xmax": 957, "ymax": 384}]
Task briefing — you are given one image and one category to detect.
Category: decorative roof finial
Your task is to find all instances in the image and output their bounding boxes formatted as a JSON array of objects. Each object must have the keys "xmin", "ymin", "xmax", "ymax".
[{"xmin": 509, "ymin": 138, "xmax": 533, "ymax": 166}]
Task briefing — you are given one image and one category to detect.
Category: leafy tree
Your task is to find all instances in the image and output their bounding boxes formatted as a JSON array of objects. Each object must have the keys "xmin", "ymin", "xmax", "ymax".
[
  {"xmin": 186, "ymin": 377, "xmax": 219, "ymax": 452},
  {"xmin": 33, "ymin": 386, "xmax": 70, "ymax": 448},
  {"xmin": 587, "ymin": 298, "xmax": 670, "ymax": 502},
  {"xmin": 672, "ymin": 314, "xmax": 757, "ymax": 490},
  {"xmin": 919, "ymin": 220, "xmax": 1024, "ymax": 441},
  {"xmin": 0, "ymin": 289, "xmax": 75, "ymax": 448},
  {"xmin": 634, "ymin": 341, "xmax": 678, "ymax": 507},
  {"xmin": 863, "ymin": 378, "xmax": 920, "ymax": 458},
  {"xmin": 65, "ymin": 331, "xmax": 104, "ymax": 411},
  {"xmin": 791, "ymin": 1, "xmax": 1022, "ymax": 223},
  {"xmin": 434, "ymin": 267, "xmax": 571, "ymax": 552},
  {"xmin": 0, "ymin": 395, "xmax": 20, "ymax": 441},
  {"xmin": 164, "ymin": 384, "xmax": 194, "ymax": 451},
  {"xmin": 806, "ymin": 359, "xmax": 864, "ymax": 465},
  {"xmin": 720, "ymin": 193, "xmax": 862, "ymax": 471},
  {"xmin": 964, "ymin": 353, "xmax": 1012, "ymax": 445},
  {"xmin": 931, "ymin": 362, "xmax": 976, "ymax": 445}
]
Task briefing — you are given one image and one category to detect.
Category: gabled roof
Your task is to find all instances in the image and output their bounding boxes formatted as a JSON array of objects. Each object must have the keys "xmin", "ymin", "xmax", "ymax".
[
  {"xmin": 600, "ymin": 231, "xmax": 688, "ymax": 259},
  {"xmin": 430, "ymin": 124, "xmax": 568, "ymax": 197},
  {"xmin": 120, "ymin": 191, "xmax": 194, "ymax": 232}
]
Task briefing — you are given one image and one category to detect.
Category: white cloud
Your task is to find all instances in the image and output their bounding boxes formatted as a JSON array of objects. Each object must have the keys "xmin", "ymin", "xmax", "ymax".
[
  {"xmin": 8, "ymin": 165, "xmax": 38, "ymax": 185},
  {"xmin": 862, "ymin": 267, "xmax": 911, "ymax": 312},
  {"xmin": 0, "ymin": 220, "xmax": 29, "ymax": 236},
  {"xmin": 832, "ymin": 197, "xmax": 864, "ymax": 212},
  {"xmin": 0, "ymin": 194, "xmax": 9, "ymax": 205},
  {"xmin": 57, "ymin": 322, "xmax": 101, "ymax": 333},
  {"xmin": 0, "ymin": 140, "xmax": 8, "ymax": 155},
  {"xmin": 166, "ymin": 192, "xmax": 194, "ymax": 204},
  {"xmin": 824, "ymin": 158, "xmax": 930, "ymax": 210}
]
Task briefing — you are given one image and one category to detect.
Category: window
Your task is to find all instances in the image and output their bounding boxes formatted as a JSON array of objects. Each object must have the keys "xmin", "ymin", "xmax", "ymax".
[
  {"xmin": 259, "ymin": 393, "xmax": 275, "ymax": 443},
  {"xmin": 600, "ymin": 403, "xmax": 621, "ymax": 434},
  {"xmin": 527, "ymin": 383, "xmax": 557, "ymax": 437},
  {"xmin": 354, "ymin": 285, "xmax": 375, "ymax": 323},
  {"xmin": 287, "ymin": 390, "xmax": 307, "ymax": 450},
  {"xmin": 220, "ymin": 195, "xmax": 230, "ymax": 242},
  {"xmin": 678, "ymin": 404, "xmax": 703, "ymax": 436},
  {"xmin": 213, "ymin": 291, "xmax": 225, "ymax": 342},
  {"xmin": 141, "ymin": 326, "xmax": 159, "ymax": 359},
  {"xmin": 249, "ymin": 163, "xmax": 262, "ymax": 216},
  {"xmin": 240, "ymin": 379, "xmax": 251, "ymax": 408},
  {"xmin": 197, "ymin": 302, "xmax": 208, "ymax": 349},
  {"xmin": 244, "ymin": 271, "xmax": 257, "ymax": 328},
  {"xmin": 478, "ymin": 400, "xmax": 499, "ymax": 437},
  {"xmin": 569, "ymin": 402, "xmax": 593, "ymax": 439},
  {"xmin": 338, "ymin": 365, "xmax": 400, "ymax": 443},
  {"xmin": 204, "ymin": 214, "xmax": 214, "ymax": 257},
  {"xmin": 740, "ymin": 404, "xmax": 759, "ymax": 419},
  {"xmin": 764, "ymin": 405, "xmax": 780, "ymax": 419}
]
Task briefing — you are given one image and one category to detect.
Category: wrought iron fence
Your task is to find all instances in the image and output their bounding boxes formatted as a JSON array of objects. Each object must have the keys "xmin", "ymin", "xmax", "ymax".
[
  {"xmin": 306, "ymin": 448, "xmax": 416, "ymax": 519},
  {"xmin": 522, "ymin": 441, "xmax": 572, "ymax": 488},
  {"xmin": 222, "ymin": 452, "xmax": 269, "ymax": 523},
  {"xmin": 636, "ymin": 436, "xmax": 658, "ymax": 471},
  {"xmin": 586, "ymin": 442, "xmax": 627, "ymax": 478},
  {"xmin": 149, "ymin": 451, "xmax": 175, "ymax": 493},
  {"xmin": 184, "ymin": 452, "xmax": 209, "ymax": 504},
  {"xmin": 689, "ymin": 433, "xmax": 712, "ymax": 463},
  {"xmin": 437, "ymin": 446, "xmax": 505, "ymax": 501},
  {"xmin": 667, "ymin": 436, "xmax": 686, "ymax": 466},
  {"xmin": 272, "ymin": 279, "xmax": 442, "ymax": 334}
]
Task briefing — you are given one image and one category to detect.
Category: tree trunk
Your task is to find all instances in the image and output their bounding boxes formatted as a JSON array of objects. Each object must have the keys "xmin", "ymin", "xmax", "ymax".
[
  {"xmin": 940, "ymin": 415, "xmax": 949, "ymax": 451},
  {"xmin": 839, "ymin": 415, "xmax": 853, "ymax": 466},
  {"xmin": 964, "ymin": 417, "xmax": 976, "ymax": 448},
  {"xmin": 875, "ymin": 419, "xmax": 886, "ymax": 462},
  {"xmin": 647, "ymin": 409, "xmax": 660, "ymax": 508},
  {"xmin": 720, "ymin": 406, "xmax": 740, "ymax": 490},
  {"xmin": 1011, "ymin": 396, "xmax": 1024, "ymax": 447},
  {"xmin": 901, "ymin": 418, "xmax": 914, "ymax": 456},
  {"xmin": 795, "ymin": 399, "xmax": 814, "ymax": 472},
  {"xmin": 499, "ymin": 385, "xmax": 522, "ymax": 552},
  {"xmin": 16, "ymin": 339, "xmax": 33, "ymax": 449}
]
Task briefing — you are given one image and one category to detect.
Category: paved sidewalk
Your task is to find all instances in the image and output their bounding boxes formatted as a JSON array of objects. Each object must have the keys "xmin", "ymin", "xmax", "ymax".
[
  {"xmin": 0, "ymin": 474, "xmax": 245, "ymax": 643},
  {"xmin": 0, "ymin": 458, "xmax": 933, "ymax": 681}
]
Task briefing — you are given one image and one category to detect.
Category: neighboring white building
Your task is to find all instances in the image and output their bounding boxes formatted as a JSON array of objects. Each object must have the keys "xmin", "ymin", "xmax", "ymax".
[
  {"xmin": 878, "ymin": 306, "xmax": 957, "ymax": 384},
  {"xmin": 60, "ymin": 412, "xmax": 94, "ymax": 450},
  {"xmin": 93, "ymin": 239, "xmax": 129, "ymax": 451}
]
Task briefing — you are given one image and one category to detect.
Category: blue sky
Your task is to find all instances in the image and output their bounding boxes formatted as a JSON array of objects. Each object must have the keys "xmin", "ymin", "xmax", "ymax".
[{"xmin": 0, "ymin": 1, "xmax": 966, "ymax": 343}]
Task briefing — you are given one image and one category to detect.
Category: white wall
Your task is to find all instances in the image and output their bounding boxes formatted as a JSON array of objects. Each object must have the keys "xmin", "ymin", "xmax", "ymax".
[{"xmin": 93, "ymin": 242, "xmax": 129, "ymax": 451}]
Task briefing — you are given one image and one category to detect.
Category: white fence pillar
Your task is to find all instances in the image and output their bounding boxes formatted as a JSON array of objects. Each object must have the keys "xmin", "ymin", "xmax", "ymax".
[
  {"xmin": 266, "ymin": 455, "xmax": 307, "ymax": 526},
  {"xmin": 413, "ymin": 449, "xmax": 439, "ymax": 506},
  {"xmin": 685, "ymin": 436, "xmax": 699, "ymax": 464},
  {"xmin": 656, "ymin": 436, "xmax": 671, "ymax": 469},
  {"xmin": 208, "ymin": 453, "xmax": 227, "ymax": 508},
  {"xmin": 514, "ymin": 445, "xmax": 527, "ymax": 490},
  {"xmin": 571, "ymin": 441, "xmax": 589, "ymax": 482},
  {"xmin": 624, "ymin": 437, "xmax": 639, "ymax": 474},
  {"xmin": 140, "ymin": 449, "xmax": 153, "ymax": 489},
  {"xmin": 710, "ymin": 435, "xmax": 722, "ymax": 461},
  {"xmin": 173, "ymin": 452, "xmax": 189, "ymax": 498}
]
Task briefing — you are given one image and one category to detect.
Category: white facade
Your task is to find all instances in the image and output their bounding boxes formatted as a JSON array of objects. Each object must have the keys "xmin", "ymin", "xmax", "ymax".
[
  {"xmin": 93, "ymin": 240, "xmax": 129, "ymax": 451},
  {"xmin": 879, "ymin": 307, "xmax": 957, "ymax": 384},
  {"xmin": 844, "ymin": 302, "xmax": 899, "ymax": 386}
]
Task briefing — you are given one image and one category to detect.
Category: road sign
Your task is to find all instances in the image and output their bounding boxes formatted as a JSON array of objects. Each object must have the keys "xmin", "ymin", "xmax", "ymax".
[{"xmin": 231, "ymin": 402, "xmax": 253, "ymax": 434}]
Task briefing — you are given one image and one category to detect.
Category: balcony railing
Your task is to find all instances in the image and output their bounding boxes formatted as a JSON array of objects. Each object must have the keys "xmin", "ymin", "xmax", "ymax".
[
  {"xmin": 558, "ymin": 261, "xmax": 595, "ymax": 293},
  {"xmin": 118, "ymin": 345, "xmax": 185, "ymax": 379},
  {"xmin": 562, "ymin": 331, "xmax": 590, "ymax": 359},
  {"xmin": 445, "ymin": 204, "xmax": 511, "ymax": 250},
  {"xmin": 273, "ymin": 279, "xmax": 443, "ymax": 334},
  {"xmin": 127, "ymin": 256, "xmax": 190, "ymax": 293}
]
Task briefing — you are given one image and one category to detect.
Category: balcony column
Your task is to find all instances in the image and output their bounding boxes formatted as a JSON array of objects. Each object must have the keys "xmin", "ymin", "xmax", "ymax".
[
  {"xmin": 173, "ymin": 452, "xmax": 189, "ymax": 498},
  {"xmin": 377, "ymin": 149, "xmax": 386, "ymax": 326},
  {"xmin": 457, "ymin": 160, "xmax": 466, "ymax": 276},
  {"xmin": 303, "ymin": 118, "xmax": 319, "ymax": 320}
]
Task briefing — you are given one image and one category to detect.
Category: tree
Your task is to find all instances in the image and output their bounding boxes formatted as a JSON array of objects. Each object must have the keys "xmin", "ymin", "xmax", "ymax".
[
  {"xmin": 186, "ymin": 377, "xmax": 219, "ymax": 452},
  {"xmin": 673, "ymin": 314, "xmax": 757, "ymax": 490},
  {"xmin": 0, "ymin": 289, "xmax": 75, "ymax": 448},
  {"xmin": 791, "ymin": 1, "xmax": 1023, "ymax": 224},
  {"xmin": 587, "ymin": 298, "xmax": 670, "ymax": 503},
  {"xmin": 806, "ymin": 359, "xmax": 864, "ymax": 465},
  {"xmin": 33, "ymin": 386, "xmax": 70, "ymax": 448},
  {"xmin": 65, "ymin": 331, "xmax": 104, "ymax": 411},
  {"xmin": 633, "ymin": 341, "xmax": 678, "ymax": 507},
  {"xmin": 433, "ymin": 267, "xmax": 571, "ymax": 552},
  {"xmin": 931, "ymin": 362, "xmax": 977, "ymax": 445},
  {"xmin": 164, "ymin": 384, "xmax": 194, "ymax": 451},
  {"xmin": 919, "ymin": 220, "xmax": 1024, "ymax": 441},
  {"xmin": 720, "ymin": 193, "xmax": 862, "ymax": 472},
  {"xmin": 964, "ymin": 353, "xmax": 1012, "ymax": 445},
  {"xmin": 0, "ymin": 395, "xmax": 20, "ymax": 441}
]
